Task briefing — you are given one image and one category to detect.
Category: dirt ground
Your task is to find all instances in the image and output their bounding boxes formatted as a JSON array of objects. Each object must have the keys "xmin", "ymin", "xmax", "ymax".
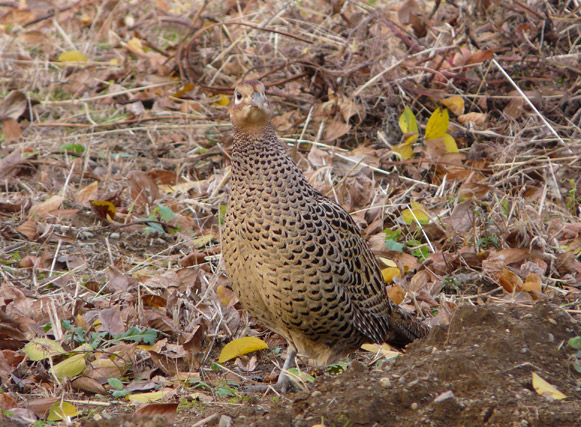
[
  {"xmin": 223, "ymin": 302, "xmax": 581, "ymax": 427},
  {"xmin": 70, "ymin": 301, "xmax": 581, "ymax": 427}
]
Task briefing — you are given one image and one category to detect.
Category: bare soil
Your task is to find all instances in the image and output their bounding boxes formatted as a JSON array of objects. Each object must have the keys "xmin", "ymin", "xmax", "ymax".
[{"xmin": 226, "ymin": 302, "xmax": 581, "ymax": 427}]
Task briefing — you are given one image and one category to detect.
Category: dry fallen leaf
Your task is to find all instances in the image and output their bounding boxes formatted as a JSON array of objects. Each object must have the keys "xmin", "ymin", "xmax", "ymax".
[
  {"xmin": 218, "ymin": 337, "xmax": 268, "ymax": 363},
  {"xmin": 135, "ymin": 403, "xmax": 179, "ymax": 423},
  {"xmin": 532, "ymin": 373, "xmax": 567, "ymax": 400}
]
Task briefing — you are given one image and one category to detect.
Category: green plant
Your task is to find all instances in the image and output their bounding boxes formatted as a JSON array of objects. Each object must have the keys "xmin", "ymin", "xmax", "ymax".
[
  {"xmin": 384, "ymin": 228, "xmax": 404, "ymax": 252},
  {"xmin": 326, "ymin": 361, "xmax": 348, "ymax": 375},
  {"xmin": 108, "ymin": 378, "xmax": 129, "ymax": 398},
  {"xmin": 568, "ymin": 336, "xmax": 581, "ymax": 374},
  {"xmin": 565, "ymin": 179, "xmax": 579, "ymax": 215},
  {"xmin": 143, "ymin": 205, "xmax": 180, "ymax": 235}
]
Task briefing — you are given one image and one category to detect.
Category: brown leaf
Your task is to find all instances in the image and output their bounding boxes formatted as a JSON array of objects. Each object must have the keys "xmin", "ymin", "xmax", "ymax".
[
  {"xmin": 99, "ymin": 307, "xmax": 126, "ymax": 335},
  {"xmin": 0, "ymin": 91, "xmax": 27, "ymax": 120},
  {"xmin": 127, "ymin": 170, "xmax": 160, "ymax": 208},
  {"xmin": 0, "ymin": 147, "xmax": 28, "ymax": 179},
  {"xmin": 483, "ymin": 248, "xmax": 530, "ymax": 276},
  {"xmin": 387, "ymin": 285, "xmax": 405, "ymax": 304},
  {"xmin": 447, "ymin": 201, "xmax": 475, "ymax": 233},
  {"xmin": 392, "ymin": 252, "xmax": 420, "ymax": 274},
  {"xmin": 324, "ymin": 118, "xmax": 351, "ymax": 142},
  {"xmin": 108, "ymin": 267, "xmax": 139, "ymax": 292},
  {"xmin": 1, "ymin": 118, "xmax": 22, "ymax": 141},
  {"xmin": 337, "ymin": 94, "xmax": 366, "ymax": 123},
  {"xmin": 135, "ymin": 403, "xmax": 178, "ymax": 423},
  {"xmin": 75, "ymin": 181, "xmax": 99, "ymax": 207},
  {"xmin": 425, "ymin": 252, "xmax": 455, "ymax": 276},
  {"xmin": 457, "ymin": 112, "xmax": 488, "ymax": 126},
  {"xmin": 216, "ymin": 285, "xmax": 237, "ymax": 307},
  {"xmin": 466, "ymin": 50, "xmax": 494, "ymax": 65},
  {"xmin": 397, "ymin": 0, "xmax": 418, "ymax": 24},
  {"xmin": 25, "ymin": 397, "xmax": 58, "ymax": 418},
  {"xmin": 409, "ymin": 270, "xmax": 431, "ymax": 292},
  {"xmin": 0, "ymin": 391, "xmax": 17, "ymax": 410},
  {"xmin": 15, "ymin": 219, "xmax": 41, "ymax": 241},
  {"xmin": 90, "ymin": 200, "xmax": 116, "ymax": 221},
  {"xmin": 85, "ymin": 358, "xmax": 123, "ymax": 382},
  {"xmin": 522, "ymin": 273, "xmax": 543, "ymax": 299},
  {"xmin": 148, "ymin": 169, "xmax": 179, "ymax": 185},
  {"xmin": 29, "ymin": 195, "xmax": 65, "ymax": 219},
  {"xmin": 0, "ymin": 9, "xmax": 37, "ymax": 26},
  {"xmin": 498, "ymin": 268, "xmax": 523, "ymax": 293},
  {"xmin": 71, "ymin": 376, "xmax": 107, "ymax": 394}
]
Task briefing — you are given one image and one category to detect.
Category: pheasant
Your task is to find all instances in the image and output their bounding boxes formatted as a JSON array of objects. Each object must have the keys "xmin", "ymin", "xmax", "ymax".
[{"xmin": 222, "ymin": 79, "xmax": 428, "ymax": 390}]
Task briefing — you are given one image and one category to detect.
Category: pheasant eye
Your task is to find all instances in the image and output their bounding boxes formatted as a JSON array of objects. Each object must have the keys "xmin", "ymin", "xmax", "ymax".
[{"xmin": 235, "ymin": 91, "xmax": 242, "ymax": 104}]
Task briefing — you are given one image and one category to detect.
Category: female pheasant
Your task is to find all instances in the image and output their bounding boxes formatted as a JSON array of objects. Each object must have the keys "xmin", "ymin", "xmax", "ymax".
[{"xmin": 222, "ymin": 79, "xmax": 428, "ymax": 390}]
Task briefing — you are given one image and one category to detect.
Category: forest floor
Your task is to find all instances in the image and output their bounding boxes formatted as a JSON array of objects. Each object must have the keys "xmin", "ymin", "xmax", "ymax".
[{"xmin": 1, "ymin": 1, "xmax": 580, "ymax": 426}]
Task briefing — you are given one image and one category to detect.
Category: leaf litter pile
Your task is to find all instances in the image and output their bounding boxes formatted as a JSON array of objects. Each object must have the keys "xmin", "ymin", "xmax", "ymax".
[{"xmin": 0, "ymin": 0, "xmax": 580, "ymax": 425}]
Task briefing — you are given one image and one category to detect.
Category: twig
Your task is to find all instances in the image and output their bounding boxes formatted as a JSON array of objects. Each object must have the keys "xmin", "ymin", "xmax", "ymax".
[
  {"xmin": 491, "ymin": 59, "xmax": 571, "ymax": 154},
  {"xmin": 192, "ymin": 413, "xmax": 220, "ymax": 427}
]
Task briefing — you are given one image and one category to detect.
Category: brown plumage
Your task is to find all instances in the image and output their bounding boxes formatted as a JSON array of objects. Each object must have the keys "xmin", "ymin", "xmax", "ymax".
[{"xmin": 222, "ymin": 79, "xmax": 428, "ymax": 387}]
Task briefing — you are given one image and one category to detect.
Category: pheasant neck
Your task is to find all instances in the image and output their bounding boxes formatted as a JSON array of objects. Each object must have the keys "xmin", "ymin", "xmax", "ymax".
[{"xmin": 230, "ymin": 124, "xmax": 307, "ymax": 191}]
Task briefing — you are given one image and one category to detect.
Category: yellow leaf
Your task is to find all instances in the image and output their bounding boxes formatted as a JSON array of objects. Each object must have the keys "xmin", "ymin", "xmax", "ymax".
[
  {"xmin": 126, "ymin": 37, "xmax": 145, "ymax": 55},
  {"xmin": 378, "ymin": 257, "xmax": 397, "ymax": 268},
  {"xmin": 401, "ymin": 203, "xmax": 430, "ymax": 225},
  {"xmin": 192, "ymin": 234, "xmax": 214, "ymax": 248},
  {"xmin": 522, "ymin": 272, "xmax": 543, "ymax": 299},
  {"xmin": 393, "ymin": 141, "xmax": 414, "ymax": 160},
  {"xmin": 48, "ymin": 402, "xmax": 79, "ymax": 421},
  {"xmin": 442, "ymin": 96, "xmax": 464, "ymax": 116},
  {"xmin": 218, "ymin": 337, "xmax": 268, "ymax": 363},
  {"xmin": 399, "ymin": 106, "xmax": 418, "ymax": 134},
  {"xmin": 173, "ymin": 83, "xmax": 195, "ymax": 99},
  {"xmin": 403, "ymin": 133, "xmax": 419, "ymax": 145},
  {"xmin": 90, "ymin": 200, "xmax": 116, "ymax": 221},
  {"xmin": 443, "ymin": 134, "xmax": 459, "ymax": 153},
  {"xmin": 213, "ymin": 94, "xmax": 230, "ymax": 107},
  {"xmin": 216, "ymin": 285, "xmax": 235, "ymax": 306},
  {"xmin": 532, "ymin": 373, "xmax": 567, "ymax": 400},
  {"xmin": 128, "ymin": 390, "xmax": 172, "ymax": 403},
  {"xmin": 23, "ymin": 339, "xmax": 66, "ymax": 361},
  {"xmin": 52, "ymin": 354, "xmax": 86, "ymax": 380},
  {"xmin": 361, "ymin": 343, "xmax": 400, "ymax": 359},
  {"xmin": 381, "ymin": 267, "xmax": 401, "ymax": 283},
  {"xmin": 58, "ymin": 50, "xmax": 88, "ymax": 63},
  {"xmin": 425, "ymin": 108, "xmax": 449, "ymax": 140}
]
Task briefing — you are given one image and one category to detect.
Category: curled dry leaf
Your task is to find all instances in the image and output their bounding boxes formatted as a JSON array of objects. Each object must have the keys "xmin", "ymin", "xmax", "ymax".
[
  {"xmin": 387, "ymin": 284, "xmax": 405, "ymax": 304},
  {"xmin": 442, "ymin": 96, "xmax": 465, "ymax": 116},
  {"xmin": 458, "ymin": 112, "xmax": 488, "ymax": 126},
  {"xmin": 498, "ymin": 268, "xmax": 523, "ymax": 293}
]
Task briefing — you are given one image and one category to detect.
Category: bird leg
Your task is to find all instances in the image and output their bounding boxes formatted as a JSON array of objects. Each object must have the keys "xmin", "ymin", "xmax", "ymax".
[
  {"xmin": 243, "ymin": 346, "xmax": 297, "ymax": 393},
  {"xmin": 275, "ymin": 346, "xmax": 297, "ymax": 393}
]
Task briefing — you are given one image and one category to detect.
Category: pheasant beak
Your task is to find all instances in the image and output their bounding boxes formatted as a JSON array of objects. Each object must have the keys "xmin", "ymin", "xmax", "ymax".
[{"xmin": 251, "ymin": 92, "xmax": 268, "ymax": 112}]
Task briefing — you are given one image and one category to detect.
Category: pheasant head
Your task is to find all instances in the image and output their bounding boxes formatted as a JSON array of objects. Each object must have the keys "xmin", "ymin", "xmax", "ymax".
[{"xmin": 229, "ymin": 79, "xmax": 272, "ymax": 132}]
